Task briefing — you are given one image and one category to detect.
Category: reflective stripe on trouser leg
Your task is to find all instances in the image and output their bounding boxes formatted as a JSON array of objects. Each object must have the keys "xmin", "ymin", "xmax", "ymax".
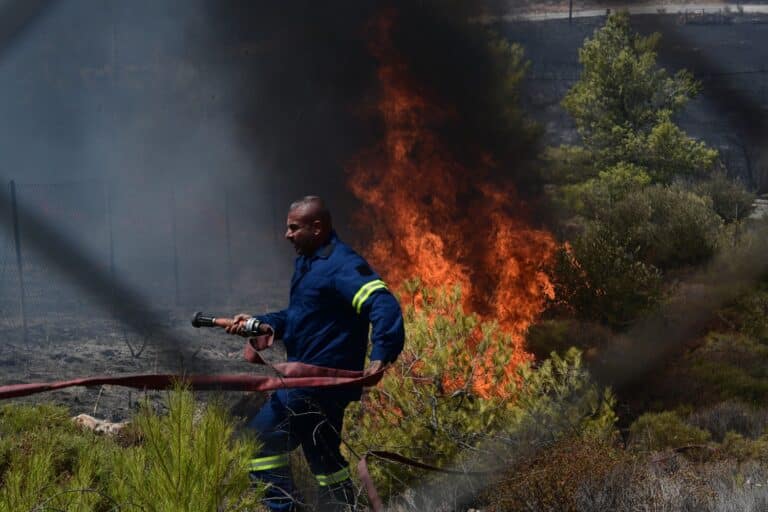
[
  {"xmin": 248, "ymin": 454, "xmax": 295, "ymax": 512},
  {"xmin": 248, "ymin": 453, "xmax": 290, "ymax": 472},
  {"xmin": 315, "ymin": 466, "xmax": 351, "ymax": 486},
  {"xmin": 248, "ymin": 453, "xmax": 295, "ymax": 511}
]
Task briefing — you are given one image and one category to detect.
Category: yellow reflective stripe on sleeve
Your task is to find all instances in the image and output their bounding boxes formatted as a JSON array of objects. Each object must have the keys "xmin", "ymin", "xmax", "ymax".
[
  {"xmin": 351, "ymin": 279, "xmax": 387, "ymax": 314},
  {"xmin": 315, "ymin": 466, "xmax": 351, "ymax": 486},
  {"xmin": 248, "ymin": 453, "xmax": 290, "ymax": 472}
]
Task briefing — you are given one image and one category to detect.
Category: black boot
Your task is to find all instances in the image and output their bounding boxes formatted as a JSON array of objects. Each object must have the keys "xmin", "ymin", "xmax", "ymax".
[{"xmin": 317, "ymin": 478, "xmax": 356, "ymax": 511}]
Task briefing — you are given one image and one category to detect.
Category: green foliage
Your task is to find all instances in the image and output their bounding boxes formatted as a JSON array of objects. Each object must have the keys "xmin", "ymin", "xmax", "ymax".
[
  {"xmin": 717, "ymin": 283, "xmax": 768, "ymax": 344},
  {"xmin": 629, "ymin": 411, "xmax": 711, "ymax": 452},
  {"xmin": 0, "ymin": 387, "xmax": 262, "ymax": 512},
  {"xmin": 561, "ymin": 12, "xmax": 716, "ymax": 179},
  {"xmin": 544, "ymin": 12, "xmax": 733, "ymax": 330},
  {"xmin": 512, "ymin": 348, "xmax": 618, "ymax": 441},
  {"xmin": 551, "ymin": 227, "xmax": 663, "ymax": 327},
  {"xmin": 694, "ymin": 171, "xmax": 756, "ymax": 223},
  {"xmin": 542, "ymin": 144, "xmax": 597, "ymax": 185},
  {"xmin": 108, "ymin": 387, "xmax": 262, "ymax": 512},
  {"xmin": 0, "ymin": 403, "xmax": 115, "ymax": 512},
  {"xmin": 688, "ymin": 332, "xmax": 768, "ymax": 405},
  {"xmin": 604, "ymin": 185, "xmax": 723, "ymax": 269},
  {"xmin": 345, "ymin": 284, "xmax": 616, "ymax": 501},
  {"xmin": 719, "ymin": 432, "xmax": 768, "ymax": 462},
  {"xmin": 560, "ymin": 163, "xmax": 651, "ymax": 218}
]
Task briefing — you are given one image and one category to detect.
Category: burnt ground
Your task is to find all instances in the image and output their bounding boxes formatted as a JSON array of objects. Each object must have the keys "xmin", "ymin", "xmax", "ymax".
[{"xmin": 0, "ymin": 309, "xmax": 287, "ymax": 421}]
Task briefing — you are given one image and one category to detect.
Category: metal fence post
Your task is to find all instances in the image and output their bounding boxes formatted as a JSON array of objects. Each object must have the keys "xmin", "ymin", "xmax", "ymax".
[
  {"xmin": 9, "ymin": 180, "xmax": 28, "ymax": 346},
  {"xmin": 223, "ymin": 188, "xmax": 233, "ymax": 304},
  {"xmin": 170, "ymin": 190, "xmax": 180, "ymax": 307},
  {"xmin": 103, "ymin": 180, "xmax": 115, "ymax": 297}
]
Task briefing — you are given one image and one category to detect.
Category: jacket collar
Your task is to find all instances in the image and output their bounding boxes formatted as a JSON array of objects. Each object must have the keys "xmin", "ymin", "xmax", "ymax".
[{"xmin": 308, "ymin": 231, "xmax": 338, "ymax": 261}]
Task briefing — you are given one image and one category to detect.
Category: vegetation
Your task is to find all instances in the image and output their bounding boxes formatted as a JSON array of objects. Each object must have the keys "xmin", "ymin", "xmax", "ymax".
[
  {"xmin": 2, "ymin": 10, "xmax": 765, "ymax": 512},
  {"xmin": 545, "ymin": 11, "xmax": 754, "ymax": 329},
  {"xmin": 344, "ymin": 283, "xmax": 617, "ymax": 505},
  {"xmin": 504, "ymin": 10, "xmax": 768, "ymax": 512},
  {"xmin": 0, "ymin": 387, "xmax": 263, "ymax": 512}
]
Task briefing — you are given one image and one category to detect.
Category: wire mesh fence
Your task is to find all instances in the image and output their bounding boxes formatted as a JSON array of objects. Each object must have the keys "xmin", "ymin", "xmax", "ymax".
[{"xmin": 0, "ymin": 177, "xmax": 290, "ymax": 352}]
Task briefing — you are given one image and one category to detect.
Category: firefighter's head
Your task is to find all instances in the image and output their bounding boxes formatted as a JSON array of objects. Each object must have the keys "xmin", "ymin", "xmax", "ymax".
[{"xmin": 285, "ymin": 196, "xmax": 332, "ymax": 255}]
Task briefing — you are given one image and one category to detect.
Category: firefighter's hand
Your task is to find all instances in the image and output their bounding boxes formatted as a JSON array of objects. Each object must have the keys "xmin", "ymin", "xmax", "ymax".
[
  {"xmin": 225, "ymin": 313, "xmax": 251, "ymax": 335},
  {"xmin": 364, "ymin": 360, "xmax": 384, "ymax": 377},
  {"xmin": 249, "ymin": 327, "xmax": 274, "ymax": 351}
]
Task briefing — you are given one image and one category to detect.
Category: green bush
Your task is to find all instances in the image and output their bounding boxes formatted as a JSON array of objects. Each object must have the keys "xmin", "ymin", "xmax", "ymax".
[
  {"xmin": 605, "ymin": 185, "xmax": 723, "ymax": 270},
  {"xmin": 551, "ymin": 227, "xmax": 663, "ymax": 327},
  {"xmin": 694, "ymin": 171, "xmax": 756, "ymax": 223},
  {"xmin": 108, "ymin": 387, "xmax": 262, "ymax": 512},
  {"xmin": 345, "ymin": 284, "xmax": 617, "ymax": 503},
  {"xmin": 0, "ymin": 387, "xmax": 263, "ymax": 512},
  {"xmin": 687, "ymin": 333, "xmax": 768, "ymax": 405},
  {"xmin": 559, "ymin": 162, "xmax": 651, "ymax": 219},
  {"xmin": 719, "ymin": 432, "xmax": 768, "ymax": 462},
  {"xmin": 629, "ymin": 411, "xmax": 711, "ymax": 452},
  {"xmin": 718, "ymin": 284, "xmax": 768, "ymax": 343}
]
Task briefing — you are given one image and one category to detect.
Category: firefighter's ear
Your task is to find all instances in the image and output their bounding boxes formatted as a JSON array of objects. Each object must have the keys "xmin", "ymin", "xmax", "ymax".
[{"xmin": 311, "ymin": 219, "xmax": 324, "ymax": 236}]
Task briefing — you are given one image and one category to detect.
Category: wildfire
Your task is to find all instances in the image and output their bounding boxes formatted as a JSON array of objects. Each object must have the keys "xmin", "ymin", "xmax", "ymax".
[{"xmin": 348, "ymin": 14, "xmax": 556, "ymax": 398}]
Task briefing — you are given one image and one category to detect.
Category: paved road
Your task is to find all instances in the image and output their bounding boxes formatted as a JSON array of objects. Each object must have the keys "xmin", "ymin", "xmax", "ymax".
[{"xmin": 477, "ymin": 3, "xmax": 768, "ymax": 22}]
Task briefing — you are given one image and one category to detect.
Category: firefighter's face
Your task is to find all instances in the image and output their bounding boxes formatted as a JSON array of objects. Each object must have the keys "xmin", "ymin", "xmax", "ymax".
[{"xmin": 285, "ymin": 207, "xmax": 321, "ymax": 255}]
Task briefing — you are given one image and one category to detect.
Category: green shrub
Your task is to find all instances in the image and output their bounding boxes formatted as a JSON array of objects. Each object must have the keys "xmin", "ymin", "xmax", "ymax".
[
  {"xmin": 686, "ymin": 332, "xmax": 768, "ymax": 405},
  {"xmin": 605, "ymin": 185, "xmax": 723, "ymax": 270},
  {"xmin": 108, "ymin": 387, "xmax": 263, "ymax": 512},
  {"xmin": 718, "ymin": 284, "xmax": 768, "ymax": 344},
  {"xmin": 0, "ymin": 387, "xmax": 263, "ymax": 512},
  {"xmin": 551, "ymin": 228, "xmax": 663, "ymax": 328},
  {"xmin": 559, "ymin": 162, "xmax": 652, "ymax": 218},
  {"xmin": 0, "ymin": 403, "xmax": 115, "ymax": 512},
  {"xmin": 694, "ymin": 171, "xmax": 756, "ymax": 223},
  {"xmin": 719, "ymin": 432, "xmax": 768, "ymax": 462},
  {"xmin": 629, "ymin": 411, "xmax": 711, "ymax": 452},
  {"xmin": 345, "ymin": 284, "xmax": 617, "ymax": 503}
]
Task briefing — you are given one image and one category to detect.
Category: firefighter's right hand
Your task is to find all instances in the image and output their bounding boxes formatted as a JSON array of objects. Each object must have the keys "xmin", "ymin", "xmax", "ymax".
[{"xmin": 225, "ymin": 313, "xmax": 252, "ymax": 335}]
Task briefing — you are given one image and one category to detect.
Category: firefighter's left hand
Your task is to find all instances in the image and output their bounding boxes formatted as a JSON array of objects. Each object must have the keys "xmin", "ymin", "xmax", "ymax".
[{"xmin": 364, "ymin": 360, "xmax": 384, "ymax": 377}]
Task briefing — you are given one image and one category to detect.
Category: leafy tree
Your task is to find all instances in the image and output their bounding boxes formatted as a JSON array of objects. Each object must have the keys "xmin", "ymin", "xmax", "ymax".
[
  {"xmin": 560, "ymin": 12, "xmax": 717, "ymax": 181},
  {"xmin": 545, "ymin": 12, "xmax": 734, "ymax": 328}
]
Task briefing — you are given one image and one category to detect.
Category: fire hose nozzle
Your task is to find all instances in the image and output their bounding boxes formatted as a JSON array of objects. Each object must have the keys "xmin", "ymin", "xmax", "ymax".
[{"xmin": 191, "ymin": 311, "xmax": 216, "ymax": 328}]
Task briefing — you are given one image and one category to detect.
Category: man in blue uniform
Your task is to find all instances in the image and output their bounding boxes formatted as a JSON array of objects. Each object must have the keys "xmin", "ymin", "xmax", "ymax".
[{"xmin": 226, "ymin": 196, "xmax": 405, "ymax": 511}]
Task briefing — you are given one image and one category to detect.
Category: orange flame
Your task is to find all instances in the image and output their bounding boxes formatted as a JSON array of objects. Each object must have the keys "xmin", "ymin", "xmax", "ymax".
[{"xmin": 348, "ymin": 14, "xmax": 556, "ymax": 398}]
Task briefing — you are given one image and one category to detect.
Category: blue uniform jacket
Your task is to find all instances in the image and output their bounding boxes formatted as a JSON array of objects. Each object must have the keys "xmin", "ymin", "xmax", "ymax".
[{"xmin": 257, "ymin": 233, "xmax": 405, "ymax": 387}]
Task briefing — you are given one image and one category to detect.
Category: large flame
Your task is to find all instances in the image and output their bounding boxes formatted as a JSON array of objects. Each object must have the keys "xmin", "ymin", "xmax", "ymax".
[{"xmin": 348, "ymin": 14, "xmax": 556, "ymax": 397}]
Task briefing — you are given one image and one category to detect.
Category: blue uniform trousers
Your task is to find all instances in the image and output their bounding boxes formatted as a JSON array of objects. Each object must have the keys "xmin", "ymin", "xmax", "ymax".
[{"xmin": 247, "ymin": 388, "xmax": 355, "ymax": 511}]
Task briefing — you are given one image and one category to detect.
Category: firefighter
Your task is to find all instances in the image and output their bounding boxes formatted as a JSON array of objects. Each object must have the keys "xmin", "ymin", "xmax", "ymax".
[{"xmin": 226, "ymin": 196, "xmax": 405, "ymax": 511}]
